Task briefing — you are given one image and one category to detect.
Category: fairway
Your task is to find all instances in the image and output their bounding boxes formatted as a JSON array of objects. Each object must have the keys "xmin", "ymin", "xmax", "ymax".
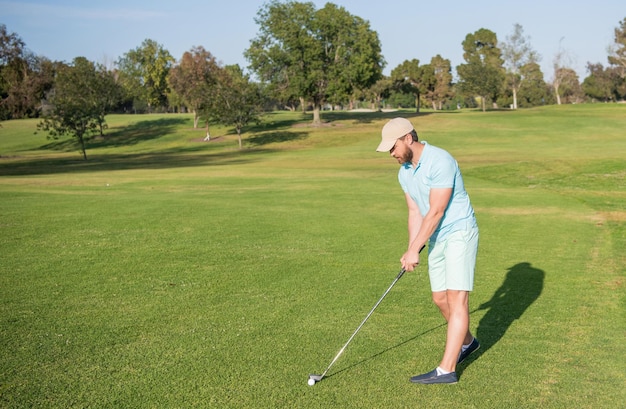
[{"xmin": 1, "ymin": 105, "xmax": 625, "ymax": 408}]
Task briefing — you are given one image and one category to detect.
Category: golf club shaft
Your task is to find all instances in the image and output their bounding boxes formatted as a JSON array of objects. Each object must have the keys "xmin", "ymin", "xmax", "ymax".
[{"xmin": 319, "ymin": 267, "xmax": 406, "ymax": 379}]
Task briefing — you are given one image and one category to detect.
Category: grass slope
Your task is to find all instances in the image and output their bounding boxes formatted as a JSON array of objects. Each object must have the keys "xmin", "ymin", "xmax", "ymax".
[{"xmin": 1, "ymin": 105, "xmax": 624, "ymax": 408}]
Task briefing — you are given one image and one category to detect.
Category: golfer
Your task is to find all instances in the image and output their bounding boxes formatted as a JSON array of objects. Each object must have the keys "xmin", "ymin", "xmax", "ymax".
[{"xmin": 376, "ymin": 117, "xmax": 480, "ymax": 384}]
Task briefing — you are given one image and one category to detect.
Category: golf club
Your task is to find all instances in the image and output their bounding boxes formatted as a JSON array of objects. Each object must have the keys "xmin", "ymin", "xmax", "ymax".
[{"xmin": 308, "ymin": 266, "xmax": 410, "ymax": 386}]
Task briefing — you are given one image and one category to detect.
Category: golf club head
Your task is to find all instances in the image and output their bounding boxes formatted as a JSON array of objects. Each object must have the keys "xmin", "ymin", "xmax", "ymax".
[{"xmin": 309, "ymin": 374, "xmax": 323, "ymax": 382}]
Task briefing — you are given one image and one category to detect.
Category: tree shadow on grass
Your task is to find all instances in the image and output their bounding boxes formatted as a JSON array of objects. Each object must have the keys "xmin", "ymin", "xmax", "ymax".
[
  {"xmin": 323, "ymin": 262, "xmax": 544, "ymax": 380},
  {"xmin": 0, "ymin": 149, "xmax": 273, "ymax": 176},
  {"xmin": 40, "ymin": 117, "xmax": 190, "ymax": 152},
  {"xmin": 318, "ymin": 110, "xmax": 439, "ymax": 125},
  {"xmin": 247, "ymin": 130, "xmax": 308, "ymax": 146}
]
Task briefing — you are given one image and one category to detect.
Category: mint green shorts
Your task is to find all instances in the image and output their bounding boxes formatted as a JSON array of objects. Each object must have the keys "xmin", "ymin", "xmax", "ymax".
[{"xmin": 427, "ymin": 226, "xmax": 479, "ymax": 292}]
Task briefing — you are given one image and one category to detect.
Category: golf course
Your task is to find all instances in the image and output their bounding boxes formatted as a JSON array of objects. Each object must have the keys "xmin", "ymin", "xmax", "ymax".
[{"xmin": 1, "ymin": 104, "xmax": 624, "ymax": 408}]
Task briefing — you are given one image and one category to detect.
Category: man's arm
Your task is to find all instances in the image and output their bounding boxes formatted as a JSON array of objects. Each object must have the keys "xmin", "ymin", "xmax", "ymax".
[
  {"xmin": 401, "ymin": 187, "xmax": 452, "ymax": 271},
  {"xmin": 405, "ymin": 192, "xmax": 422, "ymax": 252}
]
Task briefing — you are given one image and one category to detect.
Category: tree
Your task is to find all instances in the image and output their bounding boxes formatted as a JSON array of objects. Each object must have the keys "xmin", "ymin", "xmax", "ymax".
[
  {"xmin": 1, "ymin": 25, "xmax": 55, "ymax": 119},
  {"xmin": 390, "ymin": 59, "xmax": 428, "ymax": 113},
  {"xmin": 37, "ymin": 57, "xmax": 104, "ymax": 160},
  {"xmin": 93, "ymin": 64, "xmax": 124, "ymax": 135},
  {"xmin": 553, "ymin": 67, "xmax": 583, "ymax": 104},
  {"xmin": 501, "ymin": 23, "xmax": 540, "ymax": 109},
  {"xmin": 168, "ymin": 46, "xmax": 221, "ymax": 128},
  {"xmin": 246, "ymin": 1, "xmax": 384, "ymax": 125},
  {"xmin": 116, "ymin": 39, "xmax": 174, "ymax": 112},
  {"xmin": 456, "ymin": 29, "xmax": 505, "ymax": 111},
  {"xmin": 517, "ymin": 62, "xmax": 549, "ymax": 107},
  {"xmin": 582, "ymin": 63, "xmax": 622, "ymax": 102},
  {"xmin": 207, "ymin": 65, "xmax": 265, "ymax": 149},
  {"xmin": 430, "ymin": 55, "xmax": 453, "ymax": 110},
  {"xmin": 608, "ymin": 17, "xmax": 626, "ymax": 77},
  {"xmin": 551, "ymin": 38, "xmax": 578, "ymax": 105},
  {"xmin": 417, "ymin": 63, "xmax": 438, "ymax": 110},
  {"xmin": 366, "ymin": 77, "xmax": 392, "ymax": 110},
  {"xmin": 321, "ymin": 5, "xmax": 385, "ymax": 109},
  {"xmin": 1, "ymin": 24, "xmax": 26, "ymax": 119}
]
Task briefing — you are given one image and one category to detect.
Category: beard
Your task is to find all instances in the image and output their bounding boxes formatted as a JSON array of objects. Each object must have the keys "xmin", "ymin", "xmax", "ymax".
[{"xmin": 401, "ymin": 149, "xmax": 413, "ymax": 164}]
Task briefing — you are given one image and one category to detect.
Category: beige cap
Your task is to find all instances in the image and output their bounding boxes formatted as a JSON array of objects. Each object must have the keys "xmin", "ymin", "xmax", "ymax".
[{"xmin": 376, "ymin": 117, "xmax": 415, "ymax": 152}]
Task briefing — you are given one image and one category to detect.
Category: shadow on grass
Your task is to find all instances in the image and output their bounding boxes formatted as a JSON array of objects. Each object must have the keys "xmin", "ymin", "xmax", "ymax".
[
  {"xmin": 457, "ymin": 262, "xmax": 545, "ymax": 376},
  {"xmin": 247, "ymin": 130, "xmax": 308, "ymax": 146},
  {"xmin": 314, "ymin": 110, "xmax": 440, "ymax": 125},
  {"xmin": 324, "ymin": 262, "xmax": 544, "ymax": 380},
  {"xmin": 40, "ymin": 117, "xmax": 190, "ymax": 152},
  {"xmin": 323, "ymin": 322, "xmax": 447, "ymax": 381},
  {"xmin": 2, "ymin": 111, "xmax": 459, "ymax": 176},
  {"xmin": 0, "ymin": 149, "xmax": 273, "ymax": 176}
]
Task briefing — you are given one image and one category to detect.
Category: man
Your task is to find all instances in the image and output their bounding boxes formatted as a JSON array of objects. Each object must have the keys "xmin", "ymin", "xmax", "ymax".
[{"xmin": 376, "ymin": 117, "xmax": 480, "ymax": 384}]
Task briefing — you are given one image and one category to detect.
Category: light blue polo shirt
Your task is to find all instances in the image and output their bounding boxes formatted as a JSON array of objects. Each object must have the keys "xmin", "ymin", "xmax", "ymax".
[{"xmin": 398, "ymin": 141, "xmax": 477, "ymax": 242}]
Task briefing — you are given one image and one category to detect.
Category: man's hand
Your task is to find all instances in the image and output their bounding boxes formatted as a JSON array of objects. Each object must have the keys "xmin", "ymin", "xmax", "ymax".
[{"xmin": 401, "ymin": 250, "xmax": 420, "ymax": 272}]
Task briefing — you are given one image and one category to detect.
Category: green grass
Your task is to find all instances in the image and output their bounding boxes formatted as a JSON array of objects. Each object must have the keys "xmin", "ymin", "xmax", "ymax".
[{"xmin": 1, "ymin": 105, "xmax": 624, "ymax": 408}]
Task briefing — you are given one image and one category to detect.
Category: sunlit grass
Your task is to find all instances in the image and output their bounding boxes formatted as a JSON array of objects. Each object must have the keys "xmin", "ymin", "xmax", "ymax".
[{"xmin": 1, "ymin": 105, "xmax": 625, "ymax": 408}]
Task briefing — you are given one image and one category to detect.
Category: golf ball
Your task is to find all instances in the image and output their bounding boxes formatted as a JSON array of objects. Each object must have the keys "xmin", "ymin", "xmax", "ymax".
[{"xmin": 307, "ymin": 378, "xmax": 316, "ymax": 386}]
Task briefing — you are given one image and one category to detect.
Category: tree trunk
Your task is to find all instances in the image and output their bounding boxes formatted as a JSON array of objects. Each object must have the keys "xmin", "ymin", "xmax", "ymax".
[
  {"xmin": 300, "ymin": 97, "xmax": 306, "ymax": 112},
  {"xmin": 512, "ymin": 88, "xmax": 518, "ymax": 109},
  {"xmin": 237, "ymin": 127, "xmax": 242, "ymax": 149},
  {"xmin": 204, "ymin": 121, "xmax": 211, "ymax": 141},
  {"xmin": 312, "ymin": 104, "xmax": 322, "ymax": 125},
  {"xmin": 554, "ymin": 84, "xmax": 562, "ymax": 105},
  {"xmin": 193, "ymin": 111, "xmax": 200, "ymax": 128},
  {"xmin": 78, "ymin": 134, "xmax": 87, "ymax": 160}
]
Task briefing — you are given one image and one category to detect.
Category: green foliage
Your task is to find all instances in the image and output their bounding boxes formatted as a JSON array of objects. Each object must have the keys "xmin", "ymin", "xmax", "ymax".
[
  {"xmin": 517, "ymin": 62, "xmax": 550, "ymax": 107},
  {"xmin": 36, "ymin": 57, "xmax": 106, "ymax": 160},
  {"xmin": 168, "ymin": 46, "xmax": 220, "ymax": 127},
  {"xmin": 501, "ymin": 23, "xmax": 540, "ymax": 109},
  {"xmin": 116, "ymin": 39, "xmax": 174, "ymax": 112},
  {"xmin": 246, "ymin": 1, "xmax": 384, "ymax": 124},
  {"xmin": 498, "ymin": 62, "xmax": 550, "ymax": 108},
  {"xmin": 386, "ymin": 90, "xmax": 415, "ymax": 108},
  {"xmin": 457, "ymin": 28, "xmax": 506, "ymax": 111},
  {"xmin": 1, "ymin": 105, "xmax": 625, "ymax": 407},
  {"xmin": 390, "ymin": 59, "xmax": 429, "ymax": 112},
  {"xmin": 207, "ymin": 64, "xmax": 265, "ymax": 148},
  {"xmin": 582, "ymin": 63, "xmax": 625, "ymax": 101},
  {"xmin": 555, "ymin": 67, "xmax": 585, "ymax": 104},
  {"xmin": 0, "ymin": 24, "xmax": 55, "ymax": 120},
  {"xmin": 429, "ymin": 55, "xmax": 454, "ymax": 110}
]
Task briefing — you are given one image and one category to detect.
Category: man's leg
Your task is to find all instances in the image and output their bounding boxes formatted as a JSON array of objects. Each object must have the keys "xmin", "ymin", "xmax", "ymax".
[
  {"xmin": 432, "ymin": 289, "xmax": 472, "ymax": 373},
  {"xmin": 412, "ymin": 227, "xmax": 478, "ymax": 384},
  {"xmin": 410, "ymin": 290, "xmax": 472, "ymax": 384}
]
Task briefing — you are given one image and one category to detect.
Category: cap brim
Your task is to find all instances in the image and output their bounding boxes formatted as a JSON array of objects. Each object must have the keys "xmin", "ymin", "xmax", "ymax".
[{"xmin": 376, "ymin": 138, "xmax": 396, "ymax": 152}]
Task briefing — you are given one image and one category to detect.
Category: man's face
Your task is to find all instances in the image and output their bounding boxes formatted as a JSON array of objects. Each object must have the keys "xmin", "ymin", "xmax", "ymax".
[{"xmin": 389, "ymin": 135, "xmax": 412, "ymax": 164}]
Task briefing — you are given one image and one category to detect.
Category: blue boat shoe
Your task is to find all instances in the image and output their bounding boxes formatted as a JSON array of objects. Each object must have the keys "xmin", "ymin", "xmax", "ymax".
[
  {"xmin": 410, "ymin": 369, "xmax": 458, "ymax": 384},
  {"xmin": 457, "ymin": 337, "xmax": 480, "ymax": 364}
]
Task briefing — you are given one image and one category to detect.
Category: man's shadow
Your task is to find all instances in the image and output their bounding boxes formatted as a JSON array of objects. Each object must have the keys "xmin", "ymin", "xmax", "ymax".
[{"xmin": 459, "ymin": 262, "xmax": 545, "ymax": 374}]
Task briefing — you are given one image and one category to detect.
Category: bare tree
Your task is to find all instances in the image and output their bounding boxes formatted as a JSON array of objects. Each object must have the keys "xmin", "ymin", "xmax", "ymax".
[
  {"xmin": 552, "ymin": 38, "xmax": 574, "ymax": 105},
  {"xmin": 501, "ymin": 23, "xmax": 539, "ymax": 109}
]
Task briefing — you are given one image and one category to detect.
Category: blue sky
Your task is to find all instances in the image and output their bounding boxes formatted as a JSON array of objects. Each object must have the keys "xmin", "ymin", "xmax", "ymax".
[{"xmin": 1, "ymin": 0, "xmax": 623, "ymax": 80}]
